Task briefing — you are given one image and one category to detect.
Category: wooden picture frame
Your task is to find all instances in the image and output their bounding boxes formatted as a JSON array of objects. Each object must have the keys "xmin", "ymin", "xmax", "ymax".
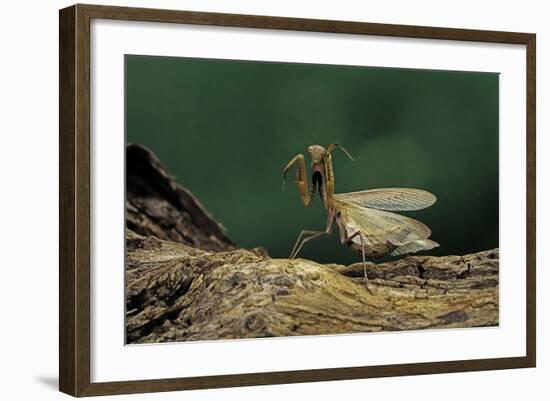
[{"xmin": 59, "ymin": 3, "xmax": 536, "ymax": 397}]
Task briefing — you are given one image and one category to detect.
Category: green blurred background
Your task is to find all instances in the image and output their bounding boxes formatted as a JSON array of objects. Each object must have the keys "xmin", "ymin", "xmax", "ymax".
[{"xmin": 126, "ymin": 55, "xmax": 499, "ymax": 264}]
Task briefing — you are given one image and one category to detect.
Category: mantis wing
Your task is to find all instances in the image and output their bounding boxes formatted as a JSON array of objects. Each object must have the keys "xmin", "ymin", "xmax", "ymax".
[
  {"xmin": 334, "ymin": 188, "xmax": 436, "ymax": 211},
  {"xmin": 337, "ymin": 201, "xmax": 432, "ymax": 247},
  {"xmin": 391, "ymin": 239, "xmax": 439, "ymax": 256}
]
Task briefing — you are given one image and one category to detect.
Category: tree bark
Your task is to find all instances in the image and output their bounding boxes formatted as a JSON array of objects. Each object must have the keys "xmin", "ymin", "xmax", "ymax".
[
  {"xmin": 126, "ymin": 144, "xmax": 235, "ymax": 251},
  {"xmin": 125, "ymin": 145, "xmax": 499, "ymax": 344}
]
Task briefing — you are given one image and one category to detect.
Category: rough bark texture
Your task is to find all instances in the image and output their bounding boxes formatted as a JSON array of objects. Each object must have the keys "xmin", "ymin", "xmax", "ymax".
[
  {"xmin": 126, "ymin": 144, "xmax": 234, "ymax": 251},
  {"xmin": 125, "ymin": 145, "xmax": 499, "ymax": 344}
]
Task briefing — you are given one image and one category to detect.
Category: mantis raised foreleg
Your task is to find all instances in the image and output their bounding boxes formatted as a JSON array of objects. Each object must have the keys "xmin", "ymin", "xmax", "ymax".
[{"xmin": 283, "ymin": 154, "xmax": 314, "ymax": 207}]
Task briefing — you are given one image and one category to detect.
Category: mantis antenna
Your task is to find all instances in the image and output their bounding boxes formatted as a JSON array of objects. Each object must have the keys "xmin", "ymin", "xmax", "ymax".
[{"xmin": 326, "ymin": 143, "xmax": 354, "ymax": 161}]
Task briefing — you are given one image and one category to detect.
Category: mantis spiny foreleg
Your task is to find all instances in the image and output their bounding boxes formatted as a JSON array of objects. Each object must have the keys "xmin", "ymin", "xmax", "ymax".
[{"xmin": 283, "ymin": 154, "xmax": 314, "ymax": 207}]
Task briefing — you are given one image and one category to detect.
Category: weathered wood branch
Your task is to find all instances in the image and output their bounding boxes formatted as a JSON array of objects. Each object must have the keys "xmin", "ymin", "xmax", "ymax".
[
  {"xmin": 125, "ymin": 145, "xmax": 499, "ymax": 344},
  {"xmin": 127, "ymin": 144, "xmax": 234, "ymax": 251}
]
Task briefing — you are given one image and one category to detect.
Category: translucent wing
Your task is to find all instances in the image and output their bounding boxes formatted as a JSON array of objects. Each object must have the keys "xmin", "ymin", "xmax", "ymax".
[
  {"xmin": 334, "ymin": 188, "xmax": 436, "ymax": 211},
  {"xmin": 337, "ymin": 200, "xmax": 432, "ymax": 247},
  {"xmin": 391, "ymin": 239, "xmax": 439, "ymax": 256}
]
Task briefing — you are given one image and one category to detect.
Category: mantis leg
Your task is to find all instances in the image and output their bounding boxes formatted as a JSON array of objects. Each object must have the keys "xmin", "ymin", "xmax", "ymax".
[
  {"xmin": 289, "ymin": 213, "xmax": 334, "ymax": 259},
  {"xmin": 289, "ymin": 230, "xmax": 328, "ymax": 259},
  {"xmin": 337, "ymin": 222, "xmax": 371, "ymax": 293},
  {"xmin": 282, "ymin": 154, "xmax": 312, "ymax": 207}
]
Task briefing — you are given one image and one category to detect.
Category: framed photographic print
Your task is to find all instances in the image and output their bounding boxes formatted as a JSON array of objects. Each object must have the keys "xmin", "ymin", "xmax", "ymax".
[{"xmin": 59, "ymin": 4, "xmax": 536, "ymax": 397}]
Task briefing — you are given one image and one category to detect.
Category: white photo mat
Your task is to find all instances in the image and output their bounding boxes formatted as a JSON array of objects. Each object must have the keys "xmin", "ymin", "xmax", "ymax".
[{"xmin": 90, "ymin": 18, "xmax": 526, "ymax": 382}]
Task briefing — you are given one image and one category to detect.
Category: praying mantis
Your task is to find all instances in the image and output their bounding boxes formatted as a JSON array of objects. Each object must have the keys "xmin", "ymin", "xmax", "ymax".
[{"xmin": 282, "ymin": 143, "xmax": 439, "ymax": 288}]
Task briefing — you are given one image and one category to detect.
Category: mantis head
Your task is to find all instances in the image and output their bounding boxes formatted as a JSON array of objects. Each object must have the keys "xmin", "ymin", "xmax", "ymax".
[
  {"xmin": 307, "ymin": 143, "xmax": 354, "ymax": 164},
  {"xmin": 307, "ymin": 145, "xmax": 328, "ymax": 164},
  {"xmin": 282, "ymin": 143, "xmax": 353, "ymax": 191}
]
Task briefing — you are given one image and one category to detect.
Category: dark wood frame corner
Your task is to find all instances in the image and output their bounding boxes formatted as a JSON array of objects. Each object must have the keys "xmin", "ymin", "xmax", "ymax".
[{"xmin": 59, "ymin": 3, "xmax": 536, "ymax": 397}]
